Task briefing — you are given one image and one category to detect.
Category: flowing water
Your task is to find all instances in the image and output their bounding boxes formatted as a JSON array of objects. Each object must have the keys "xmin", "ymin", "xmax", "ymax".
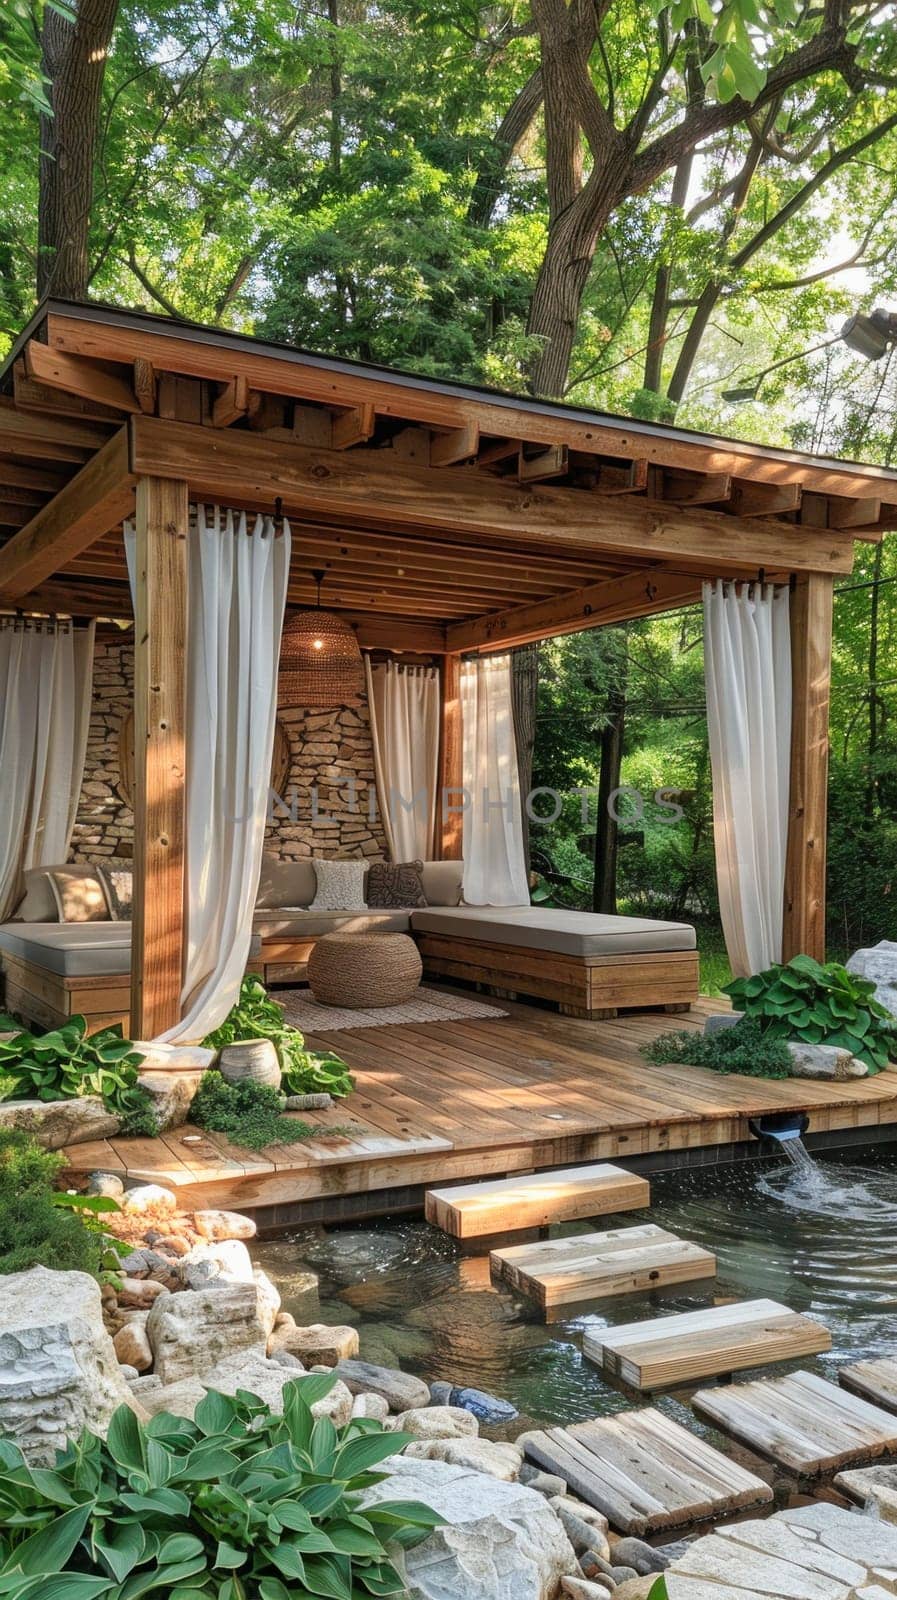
[{"xmin": 254, "ymin": 1151, "xmax": 897, "ymax": 1435}]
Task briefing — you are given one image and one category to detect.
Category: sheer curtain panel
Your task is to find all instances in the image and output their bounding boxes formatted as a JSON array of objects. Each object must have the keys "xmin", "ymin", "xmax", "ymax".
[
  {"xmin": 365, "ymin": 657, "xmax": 440, "ymax": 860},
  {"xmin": 460, "ymin": 653, "xmax": 529, "ymax": 906}
]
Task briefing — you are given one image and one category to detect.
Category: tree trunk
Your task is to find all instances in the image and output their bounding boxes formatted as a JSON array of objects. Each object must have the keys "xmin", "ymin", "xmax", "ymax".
[
  {"xmin": 643, "ymin": 154, "xmax": 694, "ymax": 394},
  {"xmin": 511, "ymin": 644, "xmax": 540, "ymax": 874},
  {"xmin": 527, "ymin": 180, "xmax": 617, "ymax": 396},
  {"xmin": 593, "ymin": 670, "xmax": 626, "ymax": 914},
  {"xmin": 866, "ymin": 540, "xmax": 884, "ymax": 820},
  {"xmin": 38, "ymin": 0, "xmax": 119, "ymax": 301}
]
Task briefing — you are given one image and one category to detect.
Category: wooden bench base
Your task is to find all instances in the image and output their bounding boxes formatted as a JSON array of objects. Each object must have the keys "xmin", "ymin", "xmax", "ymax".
[{"xmin": 2, "ymin": 952, "xmax": 131, "ymax": 1035}]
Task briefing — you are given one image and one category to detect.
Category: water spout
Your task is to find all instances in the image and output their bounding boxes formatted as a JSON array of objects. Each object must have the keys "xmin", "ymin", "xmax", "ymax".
[{"xmin": 748, "ymin": 1112, "xmax": 810, "ymax": 1146}]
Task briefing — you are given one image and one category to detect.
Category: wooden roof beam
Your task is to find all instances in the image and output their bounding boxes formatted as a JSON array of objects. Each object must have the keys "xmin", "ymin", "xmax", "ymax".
[
  {"xmin": 662, "ymin": 470, "xmax": 732, "ymax": 506},
  {"xmin": 24, "ymin": 339, "xmax": 140, "ymax": 414},
  {"xmin": 729, "ymin": 479, "xmax": 802, "ymax": 517},
  {"xmin": 211, "ymin": 376, "xmax": 249, "ymax": 428},
  {"xmin": 430, "ymin": 422, "xmax": 479, "ymax": 467},
  {"xmin": 519, "ymin": 444, "xmax": 569, "ymax": 483},
  {"xmin": 128, "ymin": 415, "xmax": 857, "ymax": 577},
  {"xmin": 0, "ymin": 427, "xmax": 135, "ymax": 600},
  {"xmin": 0, "ymin": 398, "xmax": 109, "ymax": 463},
  {"xmin": 447, "ymin": 568, "xmax": 706, "ymax": 653}
]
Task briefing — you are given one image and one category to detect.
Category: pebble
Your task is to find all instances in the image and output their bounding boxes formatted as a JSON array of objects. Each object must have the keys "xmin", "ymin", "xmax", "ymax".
[
  {"xmin": 580, "ymin": 1549, "xmax": 637, "ymax": 1584},
  {"xmin": 116, "ymin": 1277, "xmax": 169, "ymax": 1309},
  {"xmin": 351, "ymin": 1392, "xmax": 391, "ymax": 1422},
  {"xmin": 612, "ymin": 1537, "xmax": 669, "ymax": 1575},
  {"xmin": 118, "ymin": 1365, "xmax": 139, "ymax": 1381},
  {"xmin": 155, "ymin": 1234, "xmax": 192, "ymax": 1257},
  {"xmin": 519, "ymin": 1464, "xmax": 567, "ymax": 1497},
  {"xmin": 194, "ymin": 1209, "xmax": 257, "ymax": 1242},
  {"xmin": 268, "ymin": 1349, "xmax": 305, "ymax": 1371},
  {"xmin": 561, "ymin": 1580, "xmax": 614, "ymax": 1600},
  {"xmin": 113, "ymin": 1318, "xmax": 152, "ymax": 1373},
  {"xmin": 437, "ymin": 1384, "xmax": 518, "ymax": 1424},
  {"xmin": 555, "ymin": 1505, "xmax": 612, "ymax": 1562}
]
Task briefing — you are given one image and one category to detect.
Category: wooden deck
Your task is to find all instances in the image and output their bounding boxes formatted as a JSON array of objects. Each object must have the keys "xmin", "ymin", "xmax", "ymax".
[{"xmin": 62, "ymin": 995, "xmax": 897, "ymax": 1216}]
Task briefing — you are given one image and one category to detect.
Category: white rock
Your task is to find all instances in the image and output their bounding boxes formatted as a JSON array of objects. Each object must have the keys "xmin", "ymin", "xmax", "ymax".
[
  {"xmin": 394, "ymin": 1406, "xmax": 479, "ymax": 1441},
  {"xmin": 847, "ymin": 940, "xmax": 897, "ymax": 1020},
  {"xmin": 194, "ymin": 1209, "xmax": 257, "ymax": 1241},
  {"xmin": 362, "ymin": 1456, "xmax": 576, "ymax": 1600},
  {"xmin": 113, "ymin": 1315, "xmax": 152, "ymax": 1373},
  {"xmin": 121, "ymin": 1184, "xmax": 177, "ymax": 1215},
  {"xmin": 205, "ymin": 1239, "xmax": 255, "ymax": 1281},
  {"xmin": 0, "ymin": 1267, "xmax": 145, "ymax": 1462},
  {"xmin": 132, "ymin": 1042, "xmax": 217, "ymax": 1072},
  {"xmin": 0, "ymin": 1097, "xmax": 120, "ymax": 1149},
  {"xmin": 142, "ymin": 1353, "xmax": 352, "ymax": 1425},
  {"xmin": 135, "ymin": 1069, "xmax": 206, "ymax": 1131},
  {"xmin": 254, "ymin": 1269, "xmax": 281, "ymax": 1337},
  {"xmin": 269, "ymin": 1319, "xmax": 359, "ymax": 1366},
  {"xmin": 336, "ymin": 1358, "xmax": 430, "ymax": 1411},
  {"xmin": 352, "ymin": 1391, "xmax": 391, "ymax": 1422},
  {"xmin": 405, "ymin": 1437, "xmax": 524, "ymax": 1482},
  {"xmin": 786, "ymin": 1041, "xmax": 868, "ymax": 1079},
  {"xmin": 145, "ymin": 1282, "xmax": 268, "ymax": 1383}
]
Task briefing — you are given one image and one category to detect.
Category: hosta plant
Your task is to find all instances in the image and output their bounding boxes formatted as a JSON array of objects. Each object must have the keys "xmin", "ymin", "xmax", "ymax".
[
  {"xmin": 725, "ymin": 954, "xmax": 897, "ymax": 1073},
  {"xmin": 0, "ymin": 1372, "xmax": 441, "ymax": 1599},
  {"xmin": 202, "ymin": 978, "xmax": 353, "ymax": 1099},
  {"xmin": 0, "ymin": 1015, "xmax": 156, "ymax": 1135}
]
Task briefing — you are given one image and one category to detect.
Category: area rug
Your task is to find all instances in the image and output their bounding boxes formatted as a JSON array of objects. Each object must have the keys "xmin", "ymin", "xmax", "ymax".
[{"xmin": 279, "ymin": 986, "xmax": 508, "ymax": 1032}]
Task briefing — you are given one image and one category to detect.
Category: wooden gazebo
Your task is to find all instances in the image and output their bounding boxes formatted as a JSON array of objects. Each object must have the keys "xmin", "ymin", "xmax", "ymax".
[{"xmin": 1, "ymin": 300, "xmax": 895, "ymax": 1039}]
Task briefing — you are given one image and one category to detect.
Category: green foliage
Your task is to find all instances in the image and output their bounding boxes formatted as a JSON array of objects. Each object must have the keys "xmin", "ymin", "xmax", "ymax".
[
  {"xmin": 725, "ymin": 955, "xmax": 897, "ymax": 1072},
  {"xmin": 642, "ymin": 1015, "xmax": 793, "ymax": 1078},
  {"xmin": 0, "ymin": 1372, "xmax": 442, "ymax": 1598},
  {"xmin": 190, "ymin": 1071, "xmax": 320, "ymax": 1151},
  {"xmin": 647, "ymin": 1579, "xmax": 669, "ymax": 1600},
  {"xmin": 0, "ymin": 1130, "xmax": 112, "ymax": 1277},
  {"xmin": 0, "ymin": 1017, "xmax": 157, "ymax": 1137},
  {"xmin": 202, "ymin": 978, "xmax": 353, "ymax": 1099}
]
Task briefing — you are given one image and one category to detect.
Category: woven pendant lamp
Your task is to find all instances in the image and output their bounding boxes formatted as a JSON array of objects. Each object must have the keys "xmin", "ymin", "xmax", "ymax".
[{"xmin": 279, "ymin": 569, "xmax": 365, "ymax": 708}]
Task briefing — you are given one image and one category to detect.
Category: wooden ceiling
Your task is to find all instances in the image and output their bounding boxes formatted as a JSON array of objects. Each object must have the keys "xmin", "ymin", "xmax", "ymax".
[{"xmin": 2, "ymin": 300, "xmax": 896, "ymax": 653}]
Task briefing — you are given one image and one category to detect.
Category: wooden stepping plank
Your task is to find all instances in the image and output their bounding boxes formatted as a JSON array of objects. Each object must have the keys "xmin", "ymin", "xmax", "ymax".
[
  {"xmin": 693, "ymin": 1369, "xmax": 897, "ymax": 1476},
  {"xmin": 425, "ymin": 1162, "xmax": 649, "ymax": 1239},
  {"xmin": 524, "ymin": 1407, "xmax": 772, "ymax": 1535},
  {"xmin": 490, "ymin": 1223, "xmax": 716, "ymax": 1315},
  {"xmin": 841, "ymin": 1357, "xmax": 897, "ymax": 1413},
  {"xmin": 583, "ymin": 1297, "xmax": 830, "ymax": 1390}
]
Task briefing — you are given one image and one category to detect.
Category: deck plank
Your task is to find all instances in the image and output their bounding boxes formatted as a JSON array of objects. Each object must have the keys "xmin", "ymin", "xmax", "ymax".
[
  {"xmin": 491, "ymin": 1224, "xmax": 716, "ymax": 1314},
  {"xmin": 693, "ymin": 1370, "xmax": 897, "ymax": 1475},
  {"xmin": 426, "ymin": 1162, "xmax": 649, "ymax": 1238},
  {"xmin": 583, "ymin": 1298, "xmax": 831, "ymax": 1389},
  {"xmin": 524, "ymin": 1409, "xmax": 772, "ymax": 1534},
  {"xmin": 841, "ymin": 1358, "xmax": 897, "ymax": 1413}
]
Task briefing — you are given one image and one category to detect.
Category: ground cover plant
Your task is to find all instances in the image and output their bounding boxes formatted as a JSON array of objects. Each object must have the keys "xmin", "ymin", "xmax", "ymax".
[
  {"xmin": 0, "ymin": 1373, "xmax": 441, "ymax": 1599},
  {"xmin": 0, "ymin": 1130, "xmax": 123, "ymax": 1278},
  {"xmin": 0, "ymin": 1015, "xmax": 157, "ymax": 1136},
  {"xmin": 725, "ymin": 955, "xmax": 897, "ymax": 1073},
  {"xmin": 642, "ymin": 1015, "xmax": 793, "ymax": 1079},
  {"xmin": 202, "ymin": 978, "xmax": 353, "ymax": 1099},
  {"xmin": 190, "ymin": 1072, "xmax": 322, "ymax": 1152}
]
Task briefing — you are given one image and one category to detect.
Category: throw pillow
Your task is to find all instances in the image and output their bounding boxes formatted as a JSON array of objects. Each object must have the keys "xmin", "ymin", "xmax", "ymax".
[
  {"xmin": 101, "ymin": 867, "xmax": 133, "ymax": 921},
  {"xmin": 366, "ymin": 859, "xmax": 427, "ymax": 909},
  {"xmin": 47, "ymin": 867, "xmax": 110, "ymax": 922},
  {"xmin": 310, "ymin": 858, "xmax": 368, "ymax": 911}
]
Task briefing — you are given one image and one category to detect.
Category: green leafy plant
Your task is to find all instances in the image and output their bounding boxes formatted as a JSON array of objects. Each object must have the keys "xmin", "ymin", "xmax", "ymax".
[
  {"xmin": 190, "ymin": 1071, "xmax": 321, "ymax": 1152},
  {"xmin": 0, "ymin": 1372, "xmax": 442, "ymax": 1598},
  {"xmin": 0, "ymin": 1130, "xmax": 125, "ymax": 1278},
  {"xmin": 725, "ymin": 954, "xmax": 897, "ymax": 1073},
  {"xmin": 642, "ymin": 1015, "xmax": 793, "ymax": 1078},
  {"xmin": 202, "ymin": 978, "xmax": 353, "ymax": 1099},
  {"xmin": 648, "ymin": 1580, "xmax": 669, "ymax": 1600},
  {"xmin": 0, "ymin": 1016, "xmax": 157, "ymax": 1135}
]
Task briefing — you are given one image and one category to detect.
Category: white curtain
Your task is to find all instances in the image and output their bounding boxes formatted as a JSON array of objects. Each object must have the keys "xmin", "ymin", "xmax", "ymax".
[
  {"xmin": 0, "ymin": 617, "xmax": 95, "ymax": 922},
  {"xmin": 125, "ymin": 505, "xmax": 291, "ymax": 1041},
  {"xmin": 365, "ymin": 657, "xmax": 440, "ymax": 860},
  {"xmin": 460, "ymin": 654, "xmax": 529, "ymax": 906},
  {"xmin": 703, "ymin": 580, "xmax": 792, "ymax": 977}
]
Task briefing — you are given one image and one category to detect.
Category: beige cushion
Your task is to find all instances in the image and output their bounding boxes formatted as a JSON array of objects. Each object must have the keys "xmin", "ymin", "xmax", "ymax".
[
  {"xmin": 253, "ymin": 909, "xmax": 412, "ymax": 940},
  {"xmin": 0, "ymin": 923, "xmax": 261, "ymax": 979},
  {"xmin": 410, "ymin": 905, "xmax": 696, "ymax": 957},
  {"xmin": 13, "ymin": 867, "xmax": 62, "ymax": 922},
  {"xmin": 100, "ymin": 866, "xmax": 133, "ymax": 921},
  {"xmin": 256, "ymin": 856, "xmax": 318, "ymax": 909},
  {"xmin": 310, "ymin": 858, "xmax": 367, "ymax": 912},
  {"xmin": 48, "ymin": 866, "xmax": 110, "ymax": 922},
  {"xmin": 420, "ymin": 860, "xmax": 464, "ymax": 907}
]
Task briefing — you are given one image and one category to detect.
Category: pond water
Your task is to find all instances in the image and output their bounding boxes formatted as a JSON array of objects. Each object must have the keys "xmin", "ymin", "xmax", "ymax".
[{"xmin": 254, "ymin": 1151, "xmax": 897, "ymax": 1440}]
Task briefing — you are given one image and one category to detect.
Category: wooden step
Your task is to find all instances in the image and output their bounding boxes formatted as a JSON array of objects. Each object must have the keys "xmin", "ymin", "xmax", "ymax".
[
  {"xmin": 841, "ymin": 1357, "xmax": 897, "ymax": 1413},
  {"xmin": 425, "ymin": 1162, "xmax": 649, "ymax": 1239},
  {"xmin": 524, "ymin": 1408, "xmax": 772, "ymax": 1535},
  {"xmin": 583, "ymin": 1298, "xmax": 830, "ymax": 1390},
  {"xmin": 490, "ymin": 1224, "xmax": 716, "ymax": 1316},
  {"xmin": 693, "ymin": 1369, "xmax": 897, "ymax": 1476}
]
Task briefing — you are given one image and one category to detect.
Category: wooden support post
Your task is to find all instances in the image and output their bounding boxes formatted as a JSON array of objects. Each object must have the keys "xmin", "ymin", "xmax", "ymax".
[
  {"xmin": 131, "ymin": 477, "xmax": 188, "ymax": 1038},
  {"xmin": 782, "ymin": 573, "xmax": 834, "ymax": 962},
  {"xmin": 439, "ymin": 653, "xmax": 464, "ymax": 859}
]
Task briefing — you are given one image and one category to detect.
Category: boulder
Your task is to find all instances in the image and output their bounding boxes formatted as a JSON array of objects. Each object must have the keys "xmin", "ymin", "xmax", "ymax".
[
  {"xmin": 194, "ymin": 1209, "xmax": 257, "ymax": 1241},
  {"xmin": 0, "ymin": 1267, "xmax": 145, "ymax": 1462},
  {"xmin": 362, "ymin": 1456, "xmax": 576, "ymax": 1600},
  {"xmin": 786, "ymin": 1041, "xmax": 868, "ymax": 1079},
  {"xmin": 268, "ymin": 1316, "xmax": 358, "ymax": 1366},
  {"xmin": 336, "ymin": 1358, "xmax": 430, "ymax": 1412},
  {"xmin": 405, "ymin": 1438, "xmax": 524, "ymax": 1482},
  {"xmin": 847, "ymin": 940, "xmax": 897, "ymax": 1020},
  {"xmin": 394, "ymin": 1405, "xmax": 479, "ymax": 1441},
  {"xmin": 432, "ymin": 1383, "xmax": 519, "ymax": 1425},
  {"xmin": 135, "ymin": 1068, "xmax": 207, "ymax": 1131},
  {"xmin": 146, "ymin": 1282, "xmax": 268, "ymax": 1383},
  {"xmin": 121, "ymin": 1183, "xmax": 177, "ymax": 1215},
  {"xmin": 87, "ymin": 1172, "xmax": 125, "ymax": 1198},
  {"xmin": 142, "ymin": 1353, "xmax": 352, "ymax": 1425},
  {"xmin": 254, "ymin": 1270, "xmax": 281, "ymax": 1337},
  {"xmin": 113, "ymin": 1315, "xmax": 152, "ymax": 1374},
  {"xmin": 0, "ymin": 1097, "xmax": 120, "ymax": 1149}
]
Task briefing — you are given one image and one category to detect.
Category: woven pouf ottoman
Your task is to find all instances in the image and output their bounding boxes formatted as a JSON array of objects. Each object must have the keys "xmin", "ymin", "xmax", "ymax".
[{"xmin": 307, "ymin": 931, "xmax": 423, "ymax": 1009}]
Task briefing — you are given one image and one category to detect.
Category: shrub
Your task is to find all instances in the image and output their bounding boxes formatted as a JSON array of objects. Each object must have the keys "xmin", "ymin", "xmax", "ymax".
[
  {"xmin": 202, "ymin": 978, "xmax": 353, "ymax": 1099},
  {"xmin": 642, "ymin": 1015, "xmax": 793, "ymax": 1079},
  {"xmin": 0, "ymin": 1129, "xmax": 117, "ymax": 1277},
  {"xmin": 0, "ymin": 1014, "xmax": 157, "ymax": 1136},
  {"xmin": 0, "ymin": 1373, "xmax": 442, "ymax": 1599},
  {"xmin": 725, "ymin": 954, "xmax": 896, "ymax": 1073},
  {"xmin": 190, "ymin": 1071, "xmax": 319, "ymax": 1151}
]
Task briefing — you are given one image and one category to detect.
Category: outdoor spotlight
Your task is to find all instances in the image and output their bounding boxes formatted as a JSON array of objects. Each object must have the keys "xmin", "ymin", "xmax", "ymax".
[{"xmin": 840, "ymin": 308, "xmax": 897, "ymax": 361}]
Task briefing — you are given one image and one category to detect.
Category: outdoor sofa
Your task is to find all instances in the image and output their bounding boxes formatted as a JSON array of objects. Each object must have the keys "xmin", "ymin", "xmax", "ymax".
[{"xmin": 0, "ymin": 856, "xmax": 699, "ymax": 1032}]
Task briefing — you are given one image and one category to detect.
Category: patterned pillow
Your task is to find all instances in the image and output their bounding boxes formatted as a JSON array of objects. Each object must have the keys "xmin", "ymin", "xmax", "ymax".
[
  {"xmin": 366, "ymin": 860, "xmax": 427, "ymax": 909},
  {"xmin": 102, "ymin": 867, "xmax": 133, "ymax": 922},
  {"xmin": 309, "ymin": 858, "xmax": 368, "ymax": 911}
]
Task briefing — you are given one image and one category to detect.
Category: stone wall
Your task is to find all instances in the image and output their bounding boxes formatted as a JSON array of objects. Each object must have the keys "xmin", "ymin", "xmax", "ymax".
[{"xmin": 70, "ymin": 632, "xmax": 388, "ymax": 865}]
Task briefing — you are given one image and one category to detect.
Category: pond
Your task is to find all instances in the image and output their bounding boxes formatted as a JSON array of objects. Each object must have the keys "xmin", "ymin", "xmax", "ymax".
[{"xmin": 254, "ymin": 1150, "xmax": 897, "ymax": 1440}]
